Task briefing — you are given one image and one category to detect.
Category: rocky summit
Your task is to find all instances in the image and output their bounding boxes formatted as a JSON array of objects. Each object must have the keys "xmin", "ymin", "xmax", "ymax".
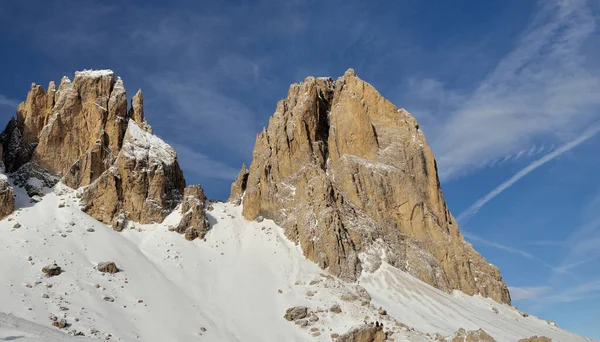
[
  {"xmin": 0, "ymin": 70, "xmax": 206, "ymax": 235},
  {"xmin": 231, "ymin": 69, "xmax": 511, "ymax": 304}
]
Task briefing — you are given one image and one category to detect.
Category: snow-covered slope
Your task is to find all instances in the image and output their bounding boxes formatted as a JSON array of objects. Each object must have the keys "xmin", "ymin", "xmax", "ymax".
[{"xmin": 0, "ymin": 183, "xmax": 594, "ymax": 342}]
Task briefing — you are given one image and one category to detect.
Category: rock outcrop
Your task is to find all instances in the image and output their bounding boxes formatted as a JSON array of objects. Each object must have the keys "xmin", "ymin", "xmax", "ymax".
[
  {"xmin": 0, "ymin": 174, "xmax": 14, "ymax": 219},
  {"xmin": 176, "ymin": 184, "xmax": 210, "ymax": 240},
  {"xmin": 81, "ymin": 120, "xmax": 185, "ymax": 225},
  {"xmin": 231, "ymin": 69, "xmax": 511, "ymax": 304},
  {"xmin": 518, "ymin": 336, "xmax": 552, "ymax": 342},
  {"xmin": 1, "ymin": 70, "xmax": 186, "ymax": 227},
  {"xmin": 337, "ymin": 324, "xmax": 387, "ymax": 342},
  {"xmin": 229, "ymin": 163, "xmax": 249, "ymax": 203},
  {"xmin": 449, "ymin": 328, "xmax": 496, "ymax": 342}
]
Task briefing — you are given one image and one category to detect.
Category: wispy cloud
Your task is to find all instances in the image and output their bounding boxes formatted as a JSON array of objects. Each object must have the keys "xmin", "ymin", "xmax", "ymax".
[
  {"xmin": 458, "ymin": 123, "xmax": 600, "ymax": 222},
  {"xmin": 0, "ymin": 94, "xmax": 18, "ymax": 108},
  {"xmin": 554, "ymin": 191, "xmax": 600, "ymax": 276},
  {"xmin": 541, "ymin": 279, "xmax": 600, "ymax": 303},
  {"xmin": 509, "ymin": 286, "xmax": 552, "ymax": 301},
  {"xmin": 425, "ymin": 0, "xmax": 600, "ymax": 180},
  {"xmin": 463, "ymin": 231, "xmax": 559, "ymax": 270}
]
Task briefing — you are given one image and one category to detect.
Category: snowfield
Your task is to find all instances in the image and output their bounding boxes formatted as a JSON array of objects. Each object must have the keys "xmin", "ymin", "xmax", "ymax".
[{"xmin": 0, "ymin": 183, "xmax": 594, "ymax": 342}]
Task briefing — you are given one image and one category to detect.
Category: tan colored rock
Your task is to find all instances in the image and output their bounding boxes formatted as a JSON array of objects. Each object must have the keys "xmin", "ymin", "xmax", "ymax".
[
  {"xmin": 450, "ymin": 328, "xmax": 496, "ymax": 342},
  {"xmin": 82, "ymin": 120, "xmax": 185, "ymax": 225},
  {"xmin": 97, "ymin": 261, "xmax": 119, "ymax": 274},
  {"xmin": 337, "ymin": 324, "xmax": 387, "ymax": 342},
  {"xmin": 283, "ymin": 306, "xmax": 308, "ymax": 321},
  {"xmin": 129, "ymin": 89, "xmax": 152, "ymax": 133},
  {"xmin": 518, "ymin": 336, "xmax": 553, "ymax": 342},
  {"xmin": 229, "ymin": 163, "xmax": 249, "ymax": 202},
  {"xmin": 177, "ymin": 184, "xmax": 210, "ymax": 240},
  {"xmin": 233, "ymin": 69, "xmax": 511, "ymax": 304},
  {"xmin": 32, "ymin": 71, "xmax": 125, "ymax": 186},
  {"xmin": 0, "ymin": 175, "xmax": 14, "ymax": 219},
  {"xmin": 1, "ymin": 81, "xmax": 56, "ymax": 173},
  {"xmin": 41, "ymin": 263, "xmax": 62, "ymax": 277}
]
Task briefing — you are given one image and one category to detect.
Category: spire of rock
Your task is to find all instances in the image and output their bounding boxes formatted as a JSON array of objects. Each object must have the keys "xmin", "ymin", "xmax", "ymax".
[
  {"xmin": 231, "ymin": 70, "xmax": 511, "ymax": 304},
  {"xmin": 129, "ymin": 89, "xmax": 152, "ymax": 133},
  {"xmin": 0, "ymin": 69, "xmax": 186, "ymax": 227},
  {"xmin": 229, "ymin": 163, "xmax": 249, "ymax": 203}
]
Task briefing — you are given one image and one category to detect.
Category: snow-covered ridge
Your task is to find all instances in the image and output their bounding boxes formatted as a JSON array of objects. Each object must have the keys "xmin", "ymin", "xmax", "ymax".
[
  {"xmin": 74, "ymin": 69, "xmax": 114, "ymax": 78},
  {"xmin": 0, "ymin": 181, "xmax": 593, "ymax": 341},
  {"xmin": 120, "ymin": 121, "xmax": 177, "ymax": 165}
]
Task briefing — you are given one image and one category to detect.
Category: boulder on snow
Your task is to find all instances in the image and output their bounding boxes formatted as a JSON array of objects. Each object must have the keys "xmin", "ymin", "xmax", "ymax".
[
  {"xmin": 97, "ymin": 261, "xmax": 119, "ymax": 274},
  {"xmin": 42, "ymin": 263, "xmax": 61, "ymax": 277},
  {"xmin": 284, "ymin": 306, "xmax": 309, "ymax": 321},
  {"xmin": 337, "ymin": 324, "xmax": 387, "ymax": 342},
  {"xmin": 330, "ymin": 304, "xmax": 342, "ymax": 314},
  {"xmin": 518, "ymin": 336, "xmax": 553, "ymax": 342},
  {"xmin": 450, "ymin": 328, "xmax": 496, "ymax": 342},
  {"xmin": 52, "ymin": 318, "xmax": 67, "ymax": 329}
]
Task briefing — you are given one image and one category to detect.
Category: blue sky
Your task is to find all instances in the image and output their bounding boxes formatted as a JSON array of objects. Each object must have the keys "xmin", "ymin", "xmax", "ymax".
[{"xmin": 1, "ymin": 0, "xmax": 600, "ymax": 339}]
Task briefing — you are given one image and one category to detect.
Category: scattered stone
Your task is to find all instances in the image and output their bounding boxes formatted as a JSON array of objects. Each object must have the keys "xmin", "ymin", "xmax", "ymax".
[
  {"xmin": 42, "ymin": 263, "xmax": 61, "ymax": 277},
  {"xmin": 492, "ymin": 307, "xmax": 499, "ymax": 314},
  {"xmin": 518, "ymin": 336, "xmax": 553, "ymax": 342},
  {"xmin": 255, "ymin": 215, "xmax": 264, "ymax": 223},
  {"xmin": 103, "ymin": 296, "xmax": 115, "ymax": 302},
  {"xmin": 306, "ymin": 290, "xmax": 316, "ymax": 297},
  {"xmin": 86, "ymin": 228, "xmax": 95, "ymax": 232},
  {"xmin": 278, "ymin": 289, "xmax": 283, "ymax": 294},
  {"xmin": 378, "ymin": 307, "xmax": 387, "ymax": 316},
  {"xmin": 284, "ymin": 306, "xmax": 308, "ymax": 321},
  {"xmin": 94, "ymin": 284, "xmax": 100, "ymax": 289},
  {"xmin": 200, "ymin": 327, "xmax": 207, "ymax": 332},
  {"xmin": 42, "ymin": 294, "xmax": 49, "ymax": 299},
  {"xmin": 309, "ymin": 315, "xmax": 319, "ymax": 322},
  {"xmin": 97, "ymin": 261, "xmax": 119, "ymax": 274},
  {"xmin": 58, "ymin": 203, "xmax": 65, "ymax": 208},
  {"xmin": 52, "ymin": 319, "xmax": 67, "ymax": 329},
  {"xmin": 330, "ymin": 304, "xmax": 342, "ymax": 314},
  {"xmin": 13, "ymin": 223, "xmax": 21, "ymax": 229},
  {"xmin": 331, "ymin": 333, "xmax": 340, "ymax": 339}
]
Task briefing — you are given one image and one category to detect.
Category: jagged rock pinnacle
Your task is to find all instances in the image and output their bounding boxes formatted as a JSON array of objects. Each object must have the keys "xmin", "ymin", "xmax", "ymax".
[{"xmin": 230, "ymin": 69, "xmax": 511, "ymax": 304}]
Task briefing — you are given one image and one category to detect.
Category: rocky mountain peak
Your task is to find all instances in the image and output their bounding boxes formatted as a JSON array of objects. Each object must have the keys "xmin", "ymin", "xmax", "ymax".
[
  {"xmin": 0, "ymin": 70, "xmax": 207, "ymax": 234},
  {"xmin": 231, "ymin": 69, "xmax": 511, "ymax": 304}
]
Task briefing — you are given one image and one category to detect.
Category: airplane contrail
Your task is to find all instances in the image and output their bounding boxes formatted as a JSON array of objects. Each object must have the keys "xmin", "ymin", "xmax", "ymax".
[{"xmin": 458, "ymin": 123, "xmax": 600, "ymax": 222}]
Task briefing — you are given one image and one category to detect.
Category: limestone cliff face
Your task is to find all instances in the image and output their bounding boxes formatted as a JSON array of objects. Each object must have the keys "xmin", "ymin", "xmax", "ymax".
[
  {"xmin": 231, "ymin": 69, "xmax": 511, "ymax": 304},
  {"xmin": 1, "ymin": 70, "xmax": 186, "ymax": 227}
]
